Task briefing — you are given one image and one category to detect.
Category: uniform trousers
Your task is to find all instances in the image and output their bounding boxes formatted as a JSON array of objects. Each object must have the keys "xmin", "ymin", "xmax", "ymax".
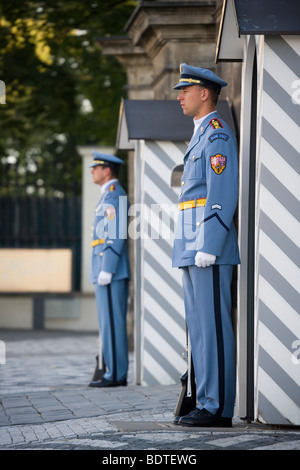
[
  {"xmin": 182, "ymin": 264, "xmax": 236, "ymax": 418},
  {"xmin": 94, "ymin": 279, "xmax": 128, "ymax": 382}
]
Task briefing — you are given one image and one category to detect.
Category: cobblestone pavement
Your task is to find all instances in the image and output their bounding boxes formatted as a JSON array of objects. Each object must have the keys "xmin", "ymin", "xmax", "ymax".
[{"xmin": 0, "ymin": 330, "xmax": 299, "ymax": 452}]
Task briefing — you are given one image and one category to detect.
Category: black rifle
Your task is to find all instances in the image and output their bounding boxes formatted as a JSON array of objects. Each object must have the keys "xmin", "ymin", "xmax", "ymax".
[
  {"xmin": 91, "ymin": 332, "xmax": 106, "ymax": 381},
  {"xmin": 91, "ymin": 354, "xmax": 106, "ymax": 381},
  {"xmin": 173, "ymin": 329, "xmax": 196, "ymax": 424}
]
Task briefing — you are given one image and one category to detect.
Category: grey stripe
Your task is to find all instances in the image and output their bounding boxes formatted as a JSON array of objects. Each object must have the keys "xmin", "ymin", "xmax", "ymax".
[
  {"xmin": 145, "ymin": 228, "xmax": 173, "ymax": 258},
  {"xmin": 144, "ymin": 337, "xmax": 181, "ymax": 382},
  {"xmin": 145, "ymin": 307, "xmax": 183, "ymax": 356},
  {"xmin": 265, "ymin": 36, "xmax": 300, "ymax": 78},
  {"xmin": 259, "ymin": 299, "xmax": 298, "ymax": 351},
  {"xmin": 144, "ymin": 249, "xmax": 182, "ymax": 295},
  {"xmin": 261, "ymin": 164, "xmax": 300, "ymax": 222},
  {"xmin": 144, "ymin": 279, "xmax": 185, "ymax": 330},
  {"xmin": 262, "ymin": 118, "xmax": 299, "ymax": 171},
  {"xmin": 144, "ymin": 192, "xmax": 176, "ymax": 243},
  {"xmin": 258, "ymin": 392, "xmax": 289, "ymax": 426},
  {"xmin": 145, "ymin": 162, "xmax": 178, "ymax": 203},
  {"xmin": 173, "ymin": 141, "xmax": 189, "ymax": 155},
  {"xmin": 259, "ymin": 346, "xmax": 300, "ymax": 407},
  {"xmin": 143, "ymin": 364, "xmax": 162, "ymax": 386},
  {"xmin": 260, "ymin": 211, "xmax": 300, "ymax": 265},
  {"xmin": 259, "ymin": 256, "xmax": 300, "ymax": 313},
  {"xmin": 146, "ymin": 140, "xmax": 179, "ymax": 169},
  {"xmin": 263, "ymin": 69, "xmax": 300, "ymax": 123}
]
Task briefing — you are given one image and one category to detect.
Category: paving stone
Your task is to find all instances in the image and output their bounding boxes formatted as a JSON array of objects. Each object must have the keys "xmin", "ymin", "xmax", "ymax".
[{"xmin": 1, "ymin": 329, "xmax": 299, "ymax": 450}]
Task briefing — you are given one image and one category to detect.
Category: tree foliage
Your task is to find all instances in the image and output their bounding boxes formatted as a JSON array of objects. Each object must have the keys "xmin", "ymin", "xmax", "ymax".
[{"xmin": 0, "ymin": 0, "xmax": 137, "ymax": 196}]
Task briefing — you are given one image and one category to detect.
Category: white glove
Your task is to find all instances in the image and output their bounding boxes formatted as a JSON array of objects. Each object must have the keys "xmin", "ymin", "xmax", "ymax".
[
  {"xmin": 195, "ymin": 251, "xmax": 216, "ymax": 268},
  {"xmin": 97, "ymin": 271, "xmax": 113, "ymax": 286}
]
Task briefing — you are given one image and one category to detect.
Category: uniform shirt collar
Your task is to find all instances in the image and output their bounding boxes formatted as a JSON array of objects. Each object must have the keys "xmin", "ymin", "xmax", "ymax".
[
  {"xmin": 193, "ymin": 110, "xmax": 216, "ymax": 135},
  {"xmin": 101, "ymin": 178, "xmax": 118, "ymax": 195}
]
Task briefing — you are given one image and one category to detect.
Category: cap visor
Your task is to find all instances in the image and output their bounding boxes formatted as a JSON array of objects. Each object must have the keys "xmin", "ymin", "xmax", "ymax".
[
  {"xmin": 90, "ymin": 163, "xmax": 103, "ymax": 168},
  {"xmin": 174, "ymin": 81, "xmax": 195, "ymax": 90}
]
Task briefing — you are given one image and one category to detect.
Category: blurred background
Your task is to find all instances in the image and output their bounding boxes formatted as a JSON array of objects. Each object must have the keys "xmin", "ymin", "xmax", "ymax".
[{"xmin": 0, "ymin": 0, "xmax": 135, "ymax": 282}]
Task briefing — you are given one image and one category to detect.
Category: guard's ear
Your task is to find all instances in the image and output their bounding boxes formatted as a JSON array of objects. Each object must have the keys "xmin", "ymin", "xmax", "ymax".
[{"xmin": 201, "ymin": 87, "xmax": 209, "ymax": 101}]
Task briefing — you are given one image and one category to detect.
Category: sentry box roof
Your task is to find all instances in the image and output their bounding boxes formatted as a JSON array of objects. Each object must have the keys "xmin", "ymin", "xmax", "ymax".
[
  {"xmin": 216, "ymin": 0, "xmax": 300, "ymax": 62},
  {"xmin": 117, "ymin": 99, "xmax": 236, "ymax": 150}
]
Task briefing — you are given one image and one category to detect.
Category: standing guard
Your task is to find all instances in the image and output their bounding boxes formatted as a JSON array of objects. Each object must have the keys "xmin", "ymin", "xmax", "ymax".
[
  {"xmin": 89, "ymin": 152, "xmax": 130, "ymax": 387},
  {"xmin": 172, "ymin": 64, "xmax": 240, "ymax": 427}
]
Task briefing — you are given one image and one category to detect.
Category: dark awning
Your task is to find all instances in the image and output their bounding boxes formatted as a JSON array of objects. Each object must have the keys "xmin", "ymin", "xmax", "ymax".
[
  {"xmin": 117, "ymin": 99, "xmax": 236, "ymax": 149},
  {"xmin": 216, "ymin": 0, "xmax": 300, "ymax": 63},
  {"xmin": 234, "ymin": 0, "xmax": 300, "ymax": 35},
  {"xmin": 117, "ymin": 100, "xmax": 193, "ymax": 149}
]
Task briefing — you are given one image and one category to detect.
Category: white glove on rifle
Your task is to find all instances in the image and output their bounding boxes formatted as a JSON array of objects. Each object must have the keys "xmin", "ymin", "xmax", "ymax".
[
  {"xmin": 98, "ymin": 271, "xmax": 113, "ymax": 286},
  {"xmin": 195, "ymin": 251, "xmax": 216, "ymax": 268}
]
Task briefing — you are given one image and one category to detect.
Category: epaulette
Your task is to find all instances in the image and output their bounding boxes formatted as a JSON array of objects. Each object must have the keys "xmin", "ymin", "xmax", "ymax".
[{"xmin": 209, "ymin": 118, "xmax": 223, "ymax": 130}]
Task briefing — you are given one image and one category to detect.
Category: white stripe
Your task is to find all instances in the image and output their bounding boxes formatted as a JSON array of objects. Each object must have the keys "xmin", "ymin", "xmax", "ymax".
[
  {"xmin": 143, "ymin": 319, "xmax": 185, "ymax": 385},
  {"xmin": 258, "ymin": 368, "xmax": 300, "ymax": 425},
  {"xmin": 261, "ymin": 138, "xmax": 300, "ymax": 197},
  {"xmin": 144, "ymin": 173, "xmax": 178, "ymax": 204},
  {"xmin": 259, "ymin": 231, "xmax": 300, "ymax": 293},
  {"xmin": 144, "ymin": 261, "xmax": 183, "ymax": 312},
  {"xmin": 144, "ymin": 321, "xmax": 186, "ymax": 375},
  {"xmin": 264, "ymin": 42, "xmax": 299, "ymax": 100},
  {"xmin": 262, "ymin": 91, "xmax": 300, "ymax": 153},
  {"xmin": 142, "ymin": 195, "xmax": 178, "ymax": 241},
  {"xmin": 143, "ymin": 349, "xmax": 174, "ymax": 385},
  {"xmin": 145, "ymin": 142, "xmax": 182, "ymax": 182},
  {"xmin": 144, "ymin": 291, "xmax": 185, "ymax": 341},
  {"xmin": 260, "ymin": 185, "xmax": 300, "ymax": 247},
  {"xmin": 258, "ymin": 276, "xmax": 300, "ymax": 337},
  {"xmin": 282, "ymin": 35, "xmax": 300, "ymax": 56},
  {"xmin": 144, "ymin": 237, "xmax": 183, "ymax": 286},
  {"xmin": 144, "ymin": 321, "xmax": 185, "ymax": 368},
  {"xmin": 156, "ymin": 140, "xmax": 187, "ymax": 166},
  {"xmin": 258, "ymin": 321, "xmax": 300, "ymax": 387},
  {"xmin": 144, "ymin": 239, "xmax": 175, "ymax": 276}
]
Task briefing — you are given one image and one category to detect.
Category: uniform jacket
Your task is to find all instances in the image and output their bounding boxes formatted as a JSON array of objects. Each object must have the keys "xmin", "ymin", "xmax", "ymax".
[
  {"xmin": 172, "ymin": 111, "xmax": 240, "ymax": 267},
  {"xmin": 90, "ymin": 181, "xmax": 130, "ymax": 283}
]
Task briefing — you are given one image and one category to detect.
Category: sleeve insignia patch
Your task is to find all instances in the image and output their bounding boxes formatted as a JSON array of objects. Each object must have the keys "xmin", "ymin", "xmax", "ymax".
[
  {"xmin": 208, "ymin": 132, "xmax": 229, "ymax": 143},
  {"xmin": 211, "ymin": 154, "xmax": 227, "ymax": 174},
  {"xmin": 105, "ymin": 206, "xmax": 116, "ymax": 220},
  {"xmin": 209, "ymin": 118, "xmax": 223, "ymax": 129},
  {"xmin": 211, "ymin": 204, "xmax": 222, "ymax": 210}
]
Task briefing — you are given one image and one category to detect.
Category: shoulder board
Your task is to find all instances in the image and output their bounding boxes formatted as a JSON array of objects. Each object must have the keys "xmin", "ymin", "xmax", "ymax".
[
  {"xmin": 209, "ymin": 118, "xmax": 223, "ymax": 130},
  {"xmin": 108, "ymin": 184, "xmax": 116, "ymax": 191}
]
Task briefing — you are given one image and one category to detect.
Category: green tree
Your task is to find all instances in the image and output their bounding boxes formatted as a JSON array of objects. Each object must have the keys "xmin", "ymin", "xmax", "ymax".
[{"xmin": 0, "ymin": 0, "xmax": 137, "ymax": 196}]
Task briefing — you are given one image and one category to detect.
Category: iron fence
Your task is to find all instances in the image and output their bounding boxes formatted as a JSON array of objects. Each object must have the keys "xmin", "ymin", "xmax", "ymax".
[{"xmin": 0, "ymin": 156, "xmax": 82, "ymax": 291}]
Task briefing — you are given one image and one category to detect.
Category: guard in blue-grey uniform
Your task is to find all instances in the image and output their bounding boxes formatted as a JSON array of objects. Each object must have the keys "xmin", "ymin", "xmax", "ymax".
[
  {"xmin": 89, "ymin": 152, "xmax": 130, "ymax": 387},
  {"xmin": 172, "ymin": 64, "xmax": 240, "ymax": 427}
]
